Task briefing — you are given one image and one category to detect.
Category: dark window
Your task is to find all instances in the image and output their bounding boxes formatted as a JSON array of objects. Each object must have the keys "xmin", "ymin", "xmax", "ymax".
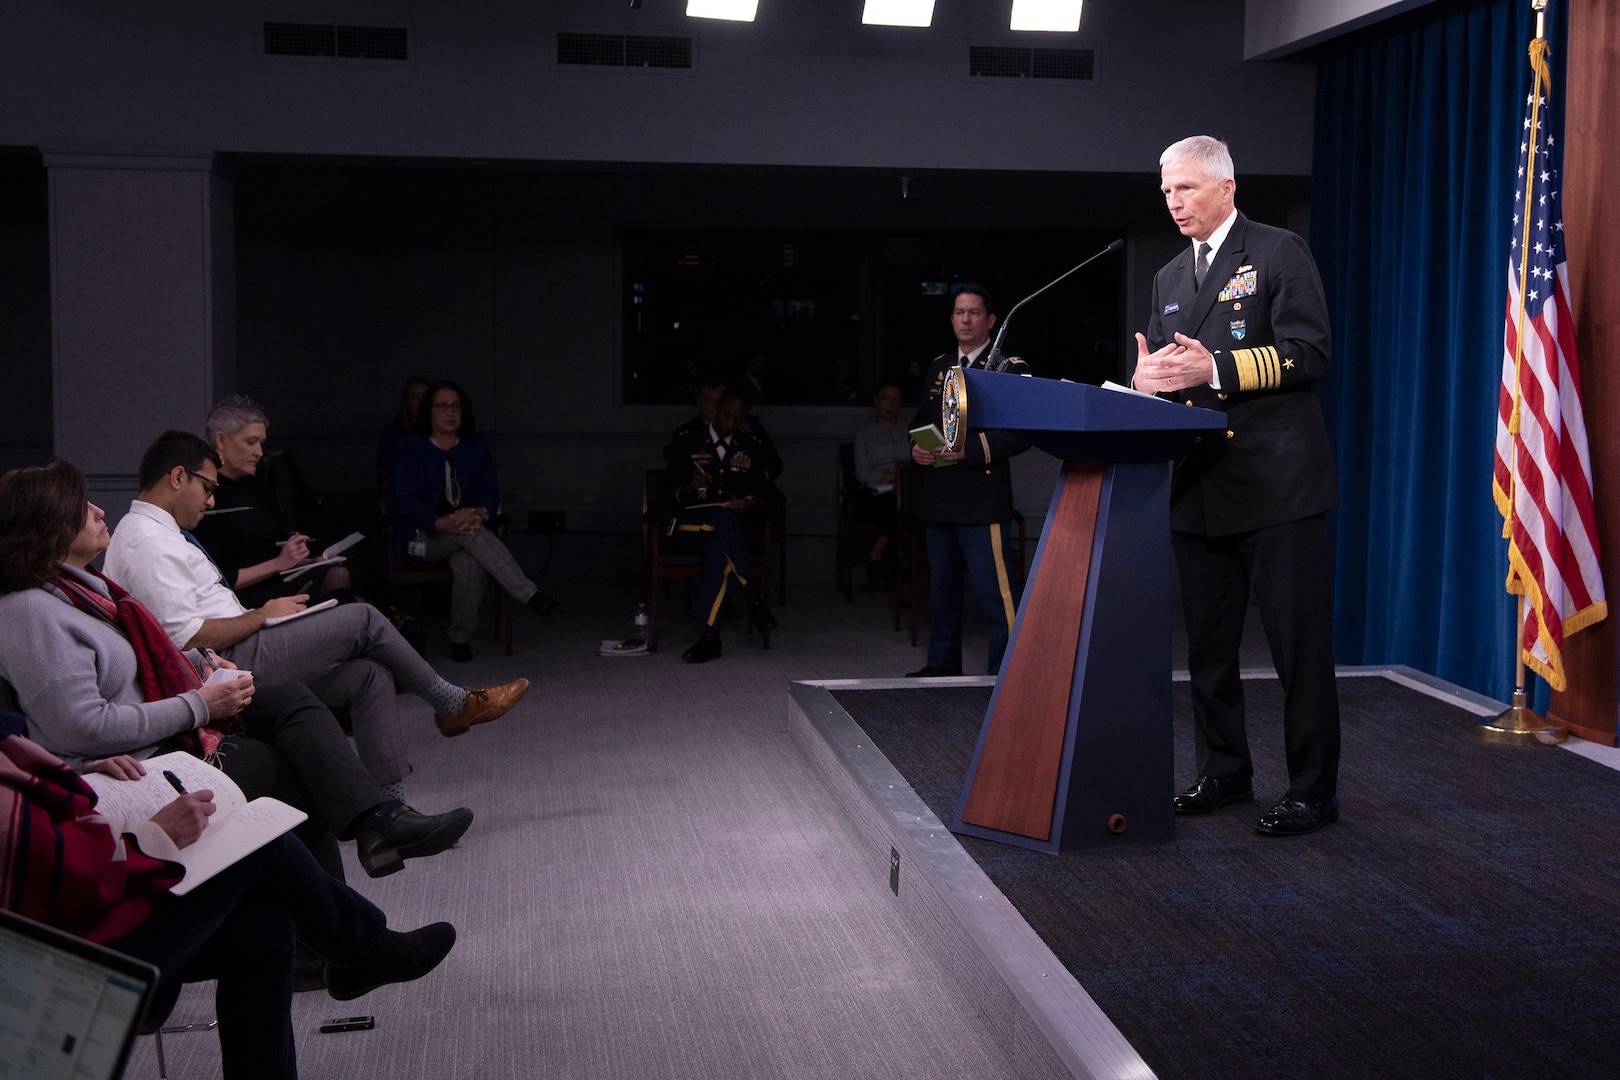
[{"xmin": 623, "ymin": 230, "xmax": 1122, "ymax": 405}]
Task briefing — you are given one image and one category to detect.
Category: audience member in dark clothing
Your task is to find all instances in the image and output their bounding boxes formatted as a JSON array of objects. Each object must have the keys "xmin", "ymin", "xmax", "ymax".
[
  {"xmin": 0, "ymin": 719, "xmax": 455, "ymax": 1080},
  {"xmin": 192, "ymin": 394, "xmax": 353, "ymax": 609}
]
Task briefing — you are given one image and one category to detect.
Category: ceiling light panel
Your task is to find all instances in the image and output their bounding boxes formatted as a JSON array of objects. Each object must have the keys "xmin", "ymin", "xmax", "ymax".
[
  {"xmin": 1010, "ymin": 0, "xmax": 1083, "ymax": 32},
  {"xmin": 862, "ymin": 0, "xmax": 935, "ymax": 28},
  {"xmin": 687, "ymin": 0, "xmax": 759, "ymax": 22}
]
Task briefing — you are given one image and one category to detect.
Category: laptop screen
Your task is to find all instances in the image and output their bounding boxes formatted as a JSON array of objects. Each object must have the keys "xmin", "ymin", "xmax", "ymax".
[{"xmin": 0, "ymin": 908, "xmax": 158, "ymax": 1080}]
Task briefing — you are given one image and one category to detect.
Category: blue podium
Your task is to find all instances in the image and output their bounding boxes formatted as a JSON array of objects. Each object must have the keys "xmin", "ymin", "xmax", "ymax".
[{"xmin": 946, "ymin": 369, "xmax": 1225, "ymax": 853}]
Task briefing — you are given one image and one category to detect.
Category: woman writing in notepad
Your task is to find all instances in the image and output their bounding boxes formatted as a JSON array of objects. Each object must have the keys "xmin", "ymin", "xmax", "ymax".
[
  {"xmin": 0, "ymin": 715, "xmax": 456, "ymax": 1080},
  {"xmin": 0, "ymin": 460, "xmax": 476, "ymax": 884},
  {"xmin": 190, "ymin": 394, "xmax": 354, "ymax": 608}
]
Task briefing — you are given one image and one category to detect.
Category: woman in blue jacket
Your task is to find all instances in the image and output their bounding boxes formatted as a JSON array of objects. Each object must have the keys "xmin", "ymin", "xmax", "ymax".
[{"xmin": 394, "ymin": 381, "xmax": 555, "ymax": 660}]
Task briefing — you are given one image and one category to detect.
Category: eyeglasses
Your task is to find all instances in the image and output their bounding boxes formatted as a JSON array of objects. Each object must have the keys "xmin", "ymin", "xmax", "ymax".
[{"xmin": 185, "ymin": 469, "xmax": 218, "ymax": 498}]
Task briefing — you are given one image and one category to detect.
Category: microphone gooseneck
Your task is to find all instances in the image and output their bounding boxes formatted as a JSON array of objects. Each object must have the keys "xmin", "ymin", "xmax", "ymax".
[{"xmin": 984, "ymin": 238, "xmax": 1126, "ymax": 372}]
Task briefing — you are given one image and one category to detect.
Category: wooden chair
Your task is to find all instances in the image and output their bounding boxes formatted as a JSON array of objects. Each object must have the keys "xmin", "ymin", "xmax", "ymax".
[
  {"xmin": 835, "ymin": 442, "xmax": 881, "ymax": 602},
  {"xmin": 376, "ymin": 511, "xmax": 514, "ymax": 656},
  {"xmin": 642, "ymin": 467, "xmax": 773, "ymax": 653},
  {"xmin": 893, "ymin": 469, "xmax": 927, "ymax": 644}
]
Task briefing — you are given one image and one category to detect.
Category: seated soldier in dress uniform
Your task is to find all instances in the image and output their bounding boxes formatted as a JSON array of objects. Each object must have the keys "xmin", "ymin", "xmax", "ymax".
[{"xmin": 664, "ymin": 390, "xmax": 777, "ymax": 663}]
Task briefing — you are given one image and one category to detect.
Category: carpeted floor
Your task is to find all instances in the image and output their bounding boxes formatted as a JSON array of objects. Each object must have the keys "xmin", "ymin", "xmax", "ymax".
[
  {"xmin": 120, "ymin": 582, "xmax": 1023, "ymax": 1080},
  {"xmin": 836, "ymin": 676, "xmax": 1620, "ymax": 1080}
]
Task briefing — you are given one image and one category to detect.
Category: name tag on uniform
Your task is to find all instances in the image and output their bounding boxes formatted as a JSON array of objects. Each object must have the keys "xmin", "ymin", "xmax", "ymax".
[{"xmin": 1163, "ymin": 302, "xmax": 1180, "ymax": 315}]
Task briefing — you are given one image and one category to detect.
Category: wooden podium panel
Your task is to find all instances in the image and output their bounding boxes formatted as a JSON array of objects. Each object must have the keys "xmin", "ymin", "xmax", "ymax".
[{"xmin": 960, "ymin": 462, "xmax": 1102, "ymax": 839}]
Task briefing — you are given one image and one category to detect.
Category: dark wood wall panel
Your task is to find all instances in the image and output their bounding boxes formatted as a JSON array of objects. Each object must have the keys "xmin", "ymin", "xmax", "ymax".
[{"xmin": 1548, "ymin": 0, "xmax": 1620, "ymax": 744}]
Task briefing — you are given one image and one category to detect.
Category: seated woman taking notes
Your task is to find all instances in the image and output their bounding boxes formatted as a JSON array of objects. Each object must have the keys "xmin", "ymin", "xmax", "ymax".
[{"xmin": 191, "ymin": 394, "xmax": 353, "ymax": 609}]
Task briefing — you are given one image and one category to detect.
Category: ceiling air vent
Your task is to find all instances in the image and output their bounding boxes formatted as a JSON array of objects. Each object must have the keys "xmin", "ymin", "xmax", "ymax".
[
  {"xmin": 263, "ymin": 21, "xmax": 411, "ymax": 62},
  {"xmin": 969, "ymin": 45, "xmax": 1095, "ymax": 82},
  {"xmin": 557, "ymin": 32, "xmax": 693, "ymax": 70}
]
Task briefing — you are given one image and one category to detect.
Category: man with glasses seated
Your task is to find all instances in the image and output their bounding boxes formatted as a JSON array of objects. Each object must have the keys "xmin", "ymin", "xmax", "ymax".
[{"xmin": 103, "ymin": 432, "xmax": 529, "ymax": 802}]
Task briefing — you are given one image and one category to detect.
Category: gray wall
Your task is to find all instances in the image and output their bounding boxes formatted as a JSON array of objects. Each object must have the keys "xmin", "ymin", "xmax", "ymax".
[
  {"xmin": 0, "ymin": 1, "xmax": 1314, "ymax": 174},
  {"xmin": 0, "ymin": 0, "xmax": 1319, "ymax": 581}
]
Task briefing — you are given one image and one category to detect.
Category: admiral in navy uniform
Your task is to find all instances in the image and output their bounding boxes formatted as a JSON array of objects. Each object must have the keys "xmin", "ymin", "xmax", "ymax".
[
  {"xmin": 1132, "ymin": 135, "xmax": 1341, "ymax": 837},
  {"xmin": 665, "ymin": 389, "xmax": 776, "ymax": 663},
  {"xmin": 906, "ymin": 284, "xmax": 1030, "ymax": 678}
]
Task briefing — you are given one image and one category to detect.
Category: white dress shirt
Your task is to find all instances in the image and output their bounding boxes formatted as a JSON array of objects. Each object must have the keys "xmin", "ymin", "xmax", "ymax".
[
  {"xmin": 103, "ymin": 500, "xmax": 248, "ymax": 649},
  {"xmin": 1194, "ymin": 207, "xmax": 1240, "ymax": 389}
]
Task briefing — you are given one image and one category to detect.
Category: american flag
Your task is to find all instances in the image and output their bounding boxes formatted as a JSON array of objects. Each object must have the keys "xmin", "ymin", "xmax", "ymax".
[{"xmin": 1491, "ymin": 35, "xmax": 1606, "ymax": 693}]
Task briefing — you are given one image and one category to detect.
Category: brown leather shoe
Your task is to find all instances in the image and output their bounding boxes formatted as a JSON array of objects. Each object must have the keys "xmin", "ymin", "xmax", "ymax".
[{"xmin": 435, "ymin": 678, "xmax": 530, "ymax": 737}]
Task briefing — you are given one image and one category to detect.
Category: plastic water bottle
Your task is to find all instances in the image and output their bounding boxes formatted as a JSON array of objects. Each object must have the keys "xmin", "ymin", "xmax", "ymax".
[{"xmin": 630, "ymin": 603, "xmax": 649, "ymax": 646}]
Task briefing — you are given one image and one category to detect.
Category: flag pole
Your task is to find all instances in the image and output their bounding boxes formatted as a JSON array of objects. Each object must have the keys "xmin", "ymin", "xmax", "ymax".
[
  {"xmin": 1476, "ymin": 0, "xmax": 1569, "ymax": 747},
  {"xmin": 1478, "ymin": 596, "xmax": 1568, "ymax": 744}
]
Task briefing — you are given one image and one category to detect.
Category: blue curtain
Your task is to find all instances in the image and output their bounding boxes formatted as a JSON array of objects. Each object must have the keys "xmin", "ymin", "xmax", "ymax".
[{"xmin": 1313, "ymin": 0, "xmax": 1569, "ymax": 707}]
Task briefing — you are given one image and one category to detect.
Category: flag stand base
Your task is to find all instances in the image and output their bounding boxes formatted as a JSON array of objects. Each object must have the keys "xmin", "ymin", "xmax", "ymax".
[{"xmin": 1475, "ymin": 690, "xmax": 1568, "ymax": 745}]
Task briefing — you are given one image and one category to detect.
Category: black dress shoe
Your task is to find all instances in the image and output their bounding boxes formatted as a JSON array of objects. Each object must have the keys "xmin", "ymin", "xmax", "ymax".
[
  {"xmin": 326, "ymin": 922, "xmax": 457, "ymax": 1002},
  {"xmin": 1172, "ymin": 774, "xmax": 1254, "ymax": 816},
  {"xmin": 1256, "ymin": 796, "xmax": 1339, "ymax": 836},
  {"xmin": 449, "ymin": 642, "xmax": 473, "ymax": 663},
  {"xmin": 682, "ymin": 628, "xmax": 722, "ymax": 663},
  {"xmin": 526, "ymin": 592, "xmax": 558, "ymax": 617},
  {"xmin": 750, "ymin": 599, "xmax": 778, "ymax": 631},
  {"xmin": 353, "ymin": 802, "xmax": 475, "ymax": 878},
  {"xmin": 905, "ymin": 665, "xmax": 963, "ymax": 678}
]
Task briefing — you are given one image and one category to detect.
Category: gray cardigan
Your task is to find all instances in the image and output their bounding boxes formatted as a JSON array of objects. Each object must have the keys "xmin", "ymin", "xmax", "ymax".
[{"xmin": 0, "ymin": 565, "xmax": 207, "ymax": 767}]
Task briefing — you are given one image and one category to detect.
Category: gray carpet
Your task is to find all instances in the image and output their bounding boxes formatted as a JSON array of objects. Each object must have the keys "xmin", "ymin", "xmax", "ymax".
[{"xmin": 123, "ymin": 580, "xmax": 1023, "ymax": 1079}]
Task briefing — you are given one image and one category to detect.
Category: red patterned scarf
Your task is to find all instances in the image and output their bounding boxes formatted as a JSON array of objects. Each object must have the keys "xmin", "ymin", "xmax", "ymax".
[{"xmin": 49, "ymin": 567, "xmax": 236, "ymax": 756}]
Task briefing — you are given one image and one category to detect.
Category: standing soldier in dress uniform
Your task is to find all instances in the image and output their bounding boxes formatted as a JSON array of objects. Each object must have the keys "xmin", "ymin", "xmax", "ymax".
[{"xmin": 906, "ymin": 284, "xmax": 1030, "ymax": 678}]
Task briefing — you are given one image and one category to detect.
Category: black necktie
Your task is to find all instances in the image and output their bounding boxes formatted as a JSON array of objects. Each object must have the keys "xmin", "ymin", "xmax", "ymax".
[{"xmin": 1194, "ymin": 242, "xmax": 1211, "ymax": 289}]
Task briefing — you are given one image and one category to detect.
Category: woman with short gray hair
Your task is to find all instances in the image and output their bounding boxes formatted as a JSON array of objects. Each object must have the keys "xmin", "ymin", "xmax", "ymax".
[{"xmin": 192, "ymin": 394, "xmax": 354, "ymax": 608}]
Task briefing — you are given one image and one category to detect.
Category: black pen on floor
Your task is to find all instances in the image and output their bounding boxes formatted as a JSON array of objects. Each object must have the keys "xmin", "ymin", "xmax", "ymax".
[{"xmin": 163, "ymin": 770, "xmax": 187, "ymax": 795}]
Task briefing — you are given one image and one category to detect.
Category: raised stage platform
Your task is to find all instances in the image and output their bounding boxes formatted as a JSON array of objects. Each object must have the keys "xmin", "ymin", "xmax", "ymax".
[{"xmin": 789, "ymin": 667, "xmax": 1620, "ymax": 1080}]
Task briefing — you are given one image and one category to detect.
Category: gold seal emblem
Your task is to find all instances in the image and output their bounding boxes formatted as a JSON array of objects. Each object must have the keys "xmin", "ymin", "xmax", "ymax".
[{"xmin": 942, "ymin": 365, "xmax": 968, "ymax": 452}]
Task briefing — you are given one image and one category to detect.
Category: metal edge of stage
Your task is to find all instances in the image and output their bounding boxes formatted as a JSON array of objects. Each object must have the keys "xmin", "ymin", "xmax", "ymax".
[
  {"xmin": 786, "ymin": 676, "xmax": 1154, "ymax": 1080},
  {"xmin": 787, "ymin": 665, "xmax": 1617, "ymax": 1080}
]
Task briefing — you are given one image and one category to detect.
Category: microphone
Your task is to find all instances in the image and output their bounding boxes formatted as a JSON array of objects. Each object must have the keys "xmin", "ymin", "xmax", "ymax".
[{"xmin": 983, "ymin": 238, "xmax": 1125, "ymax": 372}]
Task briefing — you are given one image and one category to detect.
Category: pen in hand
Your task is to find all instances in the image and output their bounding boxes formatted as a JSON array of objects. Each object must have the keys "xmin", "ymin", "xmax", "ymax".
[{"xmin": 163, "ymin": 770, "xmax": 188, "ymax": 795}]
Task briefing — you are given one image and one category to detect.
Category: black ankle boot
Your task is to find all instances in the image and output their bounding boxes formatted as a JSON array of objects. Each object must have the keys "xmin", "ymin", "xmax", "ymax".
[
  {"xmin": 352, "ymin": 802, "xmax": 475, "ymax": 878},
  {"xmin": 326, "ymin": 922, "xmax": 457, "ymax": 1002}
]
